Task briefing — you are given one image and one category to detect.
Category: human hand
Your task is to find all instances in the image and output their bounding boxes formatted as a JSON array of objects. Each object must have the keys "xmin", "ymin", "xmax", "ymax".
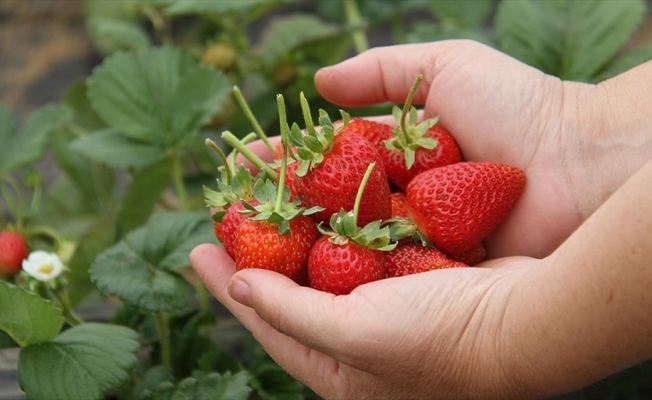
[
  {"xmin": 315, "ymin": 40, "xmax": 652, "ymax": 258},
  {"xmin": 192, "ymin": 242, "xmax": 546, "ymax": 399}
]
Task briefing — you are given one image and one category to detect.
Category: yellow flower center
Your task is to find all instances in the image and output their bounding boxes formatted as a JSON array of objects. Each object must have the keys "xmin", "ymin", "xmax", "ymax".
[{"xmin": 39, "ymin": 264, "xmax": 54, "ymax": 274}]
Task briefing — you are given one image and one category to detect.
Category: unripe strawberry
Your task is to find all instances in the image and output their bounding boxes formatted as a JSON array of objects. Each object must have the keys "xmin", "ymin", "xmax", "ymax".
[
  {"xmin": 0, "ymin": 231, "xmax": 29, "ymax": 278},
  {"xmin": 201, "ymin": 42, "xmax": 238, "ymax": 71}
]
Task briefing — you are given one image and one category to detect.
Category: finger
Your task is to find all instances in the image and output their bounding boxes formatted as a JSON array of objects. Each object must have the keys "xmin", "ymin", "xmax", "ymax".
[
  {"xmin": 315, "ymin": 41, "xmax": 461, "ymax": 107},
  {"xmin": 190, "ymin": 244, "xmax": 346, "ymax": 394},
  {"xmin": 228, "ymin": 267, "xmax": 370, "ymax": 365}
]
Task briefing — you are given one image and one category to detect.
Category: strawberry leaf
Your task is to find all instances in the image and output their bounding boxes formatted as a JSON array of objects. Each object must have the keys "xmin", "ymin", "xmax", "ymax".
[
  {"xmin": 146, "ymin": 371, "xmax": 251, "ymax": 400},
  {"xmin": 87, "ymin": 46, "xmax": 230, "ymax": 147},
  {"xmin": 0, "ymin": 282, "xmax": 64, "ymax": 348},
  {"xmin": 18, "ymin": 323, "xmax": 140, "ymax": 400}
]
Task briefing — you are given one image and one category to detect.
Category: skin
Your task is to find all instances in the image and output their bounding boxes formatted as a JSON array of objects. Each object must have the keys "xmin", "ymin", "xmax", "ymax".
[{"xmin": 191, "ymin": 41, "xmax": 652, "ymax": 399}]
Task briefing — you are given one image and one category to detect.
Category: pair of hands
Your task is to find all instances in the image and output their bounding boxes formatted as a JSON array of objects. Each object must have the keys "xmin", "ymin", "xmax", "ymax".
[{"xmin": 191, "ymin": 40, "xmax": 652, "ymax": 399}]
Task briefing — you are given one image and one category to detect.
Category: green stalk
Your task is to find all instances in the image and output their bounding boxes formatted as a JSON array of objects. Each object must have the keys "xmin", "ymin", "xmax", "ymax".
[
  {"xmin": 205, "ymin": 138, "xmax": 232, "ymax": 186},
  {"xmin": 342, "ymin": 0, "xmax": 369, "ymax": 54},
  {"xmin": 23, "ymin": 225, "xmax": 65, "ymax": 250},
  {"xmin": 155, "ymin": 312, "xmax": 172, "ymax": 369},
  {"xmin": 50, "ymin": 288, "xmax": 83, "ymax": 326},
  {"xmin": 274, "ymin": 95, "xmax": 290, "ymax": 214},
  {"xmin": 352, "ymin": 163, "xmax": 375, "ymax": 226},
  {"xmin": 233, "ymin": 86, "xmax": 274, "ymax": 153},
  {"xmin": 0, "ymin": 176, "xmax": 23, "ymax": 227},
  {"xmin": 171, "ymin": 154, "xmax": 190, "ymax": 211},
  {"xmin": 142, "ymin": 6, "xmax": 173, "ymax": 45},
  {"xmin": 221, "ymin": 131, "xmax": 278, "ymax": 181},
  {"xmin": 399, "ymin": 74, "xmax": 424, "ymax": 146}
]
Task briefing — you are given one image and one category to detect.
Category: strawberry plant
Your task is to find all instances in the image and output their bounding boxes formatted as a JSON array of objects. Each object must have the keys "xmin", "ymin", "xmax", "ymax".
[{"xmin": 1, "ymin": 0, "xmax": 652, "ymax": 399}]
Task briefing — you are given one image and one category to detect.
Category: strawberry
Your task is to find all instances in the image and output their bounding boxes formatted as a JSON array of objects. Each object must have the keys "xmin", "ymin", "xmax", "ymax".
[
  {"xmin": 378, "ymin": 75, "xmax": 462, "ymax": 191},
  {"xmin": 236, "ymin": 215, "xmax": 318, "ymax": 285},
  {"xmin": 233, "ymin": 94, "xmax": 323, "ymax": 284},
  {"xmin": 290, "ymin": 93, "xmax": 392, "ymax": 226},
  {"xmin": 390, "ymin": 192, "xmax": 408, "ymax": 218},
  {"xmin": 308, "ymin": 164, "xmax": 394, "ymax": 295},
  {"xmin": 213, "ymin": 199, "xmax": 259, "ymax": 259},
  {"xmin": 0, "ymin": 230, "xmax": 29, "ymax": 278},
  {"xmin": 384, "ymin": 243, "xmax": 467, "ymax": 278},
  {"xmin": 405, "ymin": 161, "xmax": 526, "ymax": 256},
  {"xmin": 448, "ymin": 242, "xmax": 487, "ymax": 266}
]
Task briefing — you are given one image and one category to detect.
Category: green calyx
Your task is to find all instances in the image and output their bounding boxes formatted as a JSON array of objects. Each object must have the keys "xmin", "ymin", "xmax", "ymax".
[
  {"xmin": 382, "ymin": 74, "xmax": 440, "ymax": 169},
  {"xmin": 317, "ymin": 163, "xmax": 396, "ymax": 251},
  {"xmin": 242, "ymin": 94, "xmax": 324, "ymax": 235},
  {"xmin": 204, "ymin": 165, "xmax": 255, "ymax": 223},
  {"xmin": 289, "ymin": 92, "xmax": 350, "ymax": 177}
]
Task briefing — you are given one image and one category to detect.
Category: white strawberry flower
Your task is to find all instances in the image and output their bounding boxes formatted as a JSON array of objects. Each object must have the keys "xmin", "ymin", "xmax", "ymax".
[{"xmin": 22, "ymin": 251, "xmax": 64, "ymax": 282}]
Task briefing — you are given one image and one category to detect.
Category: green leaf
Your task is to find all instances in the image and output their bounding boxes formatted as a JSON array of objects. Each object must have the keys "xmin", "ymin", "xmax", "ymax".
[
  {"xmin": 87, "ymin": 46, "xmax": 229, "ymax": 146},
  {"xmin": 90, "ymin": 240, "xmax": 196, "ymax": 313},
  {"xmin": 593, "ymin": 43, "xmax": 652, "ymax": 82},
  {"xmin": 0, "ymin": 283, "xmax": 64, "ymax": 347},
  {"xmin": 66, "ymin": 219, "xmax": 118, "ymax": 305},
  {"xmin": 70, "ymin": 128, "xmax": 167, "ymax": 169},
  {"xmin": 429, "ymin": 0, "xmax": 494, "ymax": 29},
  {"xmin": 86, "ymin": 17, "xmax": 151, "ymax": 53},
  {"xmin": 152, "ymin": 371, "xmax": 252, "ymax": 400},
  {"xmin": 51, "ymin": 128, "xmax": 116, "ymax": 214},
  {"xmin": 18, "ymin": 323, "xmax": 140, "ymax": 400},
  {"xmin": 495, "ymin": 0, "xmax": 646, "ymax": 81},
  {"xmin": 0, "ymin": 329, "xmax": 18, "ymax": 349},
  {"xmin": 90, "ymin": 212, "xmax": 211, "ymax": 313},
  {"xmin": 169, "ymin": 310, "xmax": 217, "ymax": 378},
  {"xmin": 63, "ymin": 82, "xmax": 105, "ymax": 132},
  {"xmin": 0, "ymin": 103, "xmax": 72, "ymax": 172},
  {"xmin": 116, "ymin": 160, "xmax": 172, "ymax": 237},
  {"xmin": 249, "ymin": 362, "xmax": 306, "ymax": 400},
  {"xmin": 258, "ymin": 14, "xmax": 342, "ymax": 64}
]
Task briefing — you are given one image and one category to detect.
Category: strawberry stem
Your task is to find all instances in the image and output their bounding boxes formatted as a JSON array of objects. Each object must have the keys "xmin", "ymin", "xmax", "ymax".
[
  {"xmin": 299, "ymin": 92, "xmax": 318, "ymax": 137},
  {"xmin": 233, "ymin": 85, "xmax": 275, "ymax": 153},
  {"xmin": 221, "ymin": 131, "xmax": 279, "ymax": 181},
  {"xmin": 274, "ymin": 94, "xmax": 290, "ymax": 214},
  {"xmin": 352, "ymin": 163, "xmax": 375, "ymax": 227},
  {"xmin": 205, "ymin": 138, "xmax": 231, "ymax": 185},
  {"xmin": 399, "ymin": 74, "xmax": 423, "ymax": 146}
]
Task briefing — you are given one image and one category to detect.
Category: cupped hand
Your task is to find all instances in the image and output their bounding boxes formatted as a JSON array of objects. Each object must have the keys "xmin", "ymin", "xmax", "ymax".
[
  {"xmin": 191, "ymin": 243, "xmax": 545, "ymax": 399},
  {"xmin": 315, "ymin": 40, "xmax": 600, "ymax": 259}
]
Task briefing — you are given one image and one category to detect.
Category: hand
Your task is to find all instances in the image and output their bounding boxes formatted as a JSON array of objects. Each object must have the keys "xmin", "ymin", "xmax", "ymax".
[
  {"xmin": 315, "ymin": 40, "xmax": 652, "ymax": 258},
  {"xmin": 192, "ymin": 243, "xmax": 543, "ymax": 399}
]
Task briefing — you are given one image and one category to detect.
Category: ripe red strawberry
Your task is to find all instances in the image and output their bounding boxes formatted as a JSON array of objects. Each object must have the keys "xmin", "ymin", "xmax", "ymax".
[
  {"xmin": 236, "ymin": 215, "xmax": 318, "ymax": 285},
  {"xmin": 448, "ymin": 242, "xmax": 487, "ymax": 266},
  {"xmin": 213, "ymin": 199, "xmax": 259, "ymax": 259},
  {"xmin": 406, "ymin": 161, "xmax": 526, "ymax": 255},
  {"xmin": 0, "ymin": 230, "xmax": 29, "ymax": 278},
  {"xmin": 384, "ymin": 244, "xmax": 467, "ymax": 278},
  {"xmin": 390, "ymin": 192, "xmax": 408, "ymax": 218},
  {"xmin": 289, "ymin": 96, "xmax": 392, "ymax": 226},
  {"xmin": 308, "ymin": 235, "xmax": 386, "ymax": 295},
  {"xmin": 340, "ymin": 118, "xmax": 393, "ymax": 149}
]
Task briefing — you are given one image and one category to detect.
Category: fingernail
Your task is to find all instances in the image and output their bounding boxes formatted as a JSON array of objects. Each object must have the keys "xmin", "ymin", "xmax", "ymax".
[{"xmin": 228, "ymin": 278, "xmax": 251, "ymax": 306}]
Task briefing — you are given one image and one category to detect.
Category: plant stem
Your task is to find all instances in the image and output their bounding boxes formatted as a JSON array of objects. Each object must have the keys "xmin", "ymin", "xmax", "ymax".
[
  {"xmin": 50, "ymin": 287, "xmax": 83, "ymax": 326},
  {"xmin": 171, "ymin": 154, "xmax": 190, "ymax": 211},
  {"xmin": 352, "ymin": 163, "xmax": 375, "ymax": 226},
  {"xmin": 205, "ymin": 138, "xmax": 232, "ymax": 185},
  {"xmin": 221, "ymin": 131, "xmax": 278, "ymax": 181},
  {"xmin": 342, "ymin": 0, "xmax": 369, "ymax": 54},
  {"xmin": 142, "ymin": 6, "xmax": 173, "ymax": 46},
  {"xmin": 233, "ymin": 86, "xmax": 274, "ymax": 153},
  {"xmin": 0, "ymin": 176, "xmax": 23, "ymax": 227},
  {"xmin": 24, "ymin": 225, "xmax": 65, "ymax": 250},
  {"xmin": 399, "ymin": 74, "xmax": 424, "ymax": 146},
  {"xmin": 274, "ymin": 95, "xmax": 290, "ymax": 214},
  {"xmin": 155, "ymin": 312, "xmax": 172, "ymax": 369}
]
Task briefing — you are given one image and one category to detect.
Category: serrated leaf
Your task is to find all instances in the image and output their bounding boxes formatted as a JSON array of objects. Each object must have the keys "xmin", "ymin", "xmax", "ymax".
[
  {"xmin": 63, "ymin": 81, "xmax": 106, "ymax": 131},
  {"xmin": 142, "ymin": 211, "xmax": 207, "ymax": 265},
  {"xmin": 258, "ymin": 14, "xmax": 341, "ymax": 64},
  {"xmin": 158, "ymin": 219, "xmax": 218, "ymax": 271},
  {"xmin": 116, "ymin": 160, "xmax": 172, "ymax": 236},
  {"xmin": 430, "ymin": 0, "xmax": 494, "ymax": 29},
  {"xmin": 495, "ymin": 0, "xmax": 646, "ymax": 81},
  {"xmin": 87, "ymin": 46, "xmax": 230, "ymax": 146},
  {"xmin": 70, "ymin": 128, "xmax": 167, "ymax": 169},
  {"xmin": 153, "ymin": 371, "xmax": 252, "ymax": 400},
  {"xmin": 0, "ymin": 283, "xmax": 64, "ymax": 347},
  {"xmin": 0, "ymin": 103, "xmax": 72, "ymax": 172},
  {"xmin": 18, "ymin": 323, "xmax": 140, "ymax": 400}
]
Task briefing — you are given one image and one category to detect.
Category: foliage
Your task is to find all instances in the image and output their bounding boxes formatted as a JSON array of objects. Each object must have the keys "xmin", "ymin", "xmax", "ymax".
[{"xmin": 1, "ymin": 0, "xmax": 651, "ymax": 399}]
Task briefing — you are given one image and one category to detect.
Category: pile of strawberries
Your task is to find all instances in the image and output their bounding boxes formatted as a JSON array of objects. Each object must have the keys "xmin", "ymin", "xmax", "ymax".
[{"xmin": 205, "ymin": 77, "xmax": 526, "ymax": 295}]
